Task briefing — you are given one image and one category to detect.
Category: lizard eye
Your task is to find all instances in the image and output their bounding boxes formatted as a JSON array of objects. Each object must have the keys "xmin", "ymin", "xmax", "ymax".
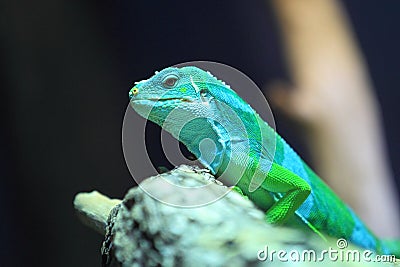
[{"xmin": 162, "ymin": 75, "xmax": 179, "ymax": 88}]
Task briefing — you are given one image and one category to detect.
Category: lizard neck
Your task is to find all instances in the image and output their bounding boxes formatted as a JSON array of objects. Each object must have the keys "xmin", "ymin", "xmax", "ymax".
[{"xmin": 177, "ymin": 117, "xmax": 229, "ymax": 175}]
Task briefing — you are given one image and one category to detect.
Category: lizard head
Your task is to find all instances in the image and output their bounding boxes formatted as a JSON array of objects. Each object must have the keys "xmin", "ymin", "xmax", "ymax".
[
  {"xmin": 129, "ymin": 66, "xmax": 225, "ymax": 127},
  {"xmin": 129, "ymin": 66, "xmax": 235, "ymax": 173},
  {"xmin": 129, "ymin": 66, "xmax": 269, "ymax": 178}
]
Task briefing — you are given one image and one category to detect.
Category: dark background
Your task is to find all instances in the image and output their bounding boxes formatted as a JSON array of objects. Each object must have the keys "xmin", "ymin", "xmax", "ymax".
[{"xmin": 1, "ymin": 1, "xmax": 399, "ymax": 266}]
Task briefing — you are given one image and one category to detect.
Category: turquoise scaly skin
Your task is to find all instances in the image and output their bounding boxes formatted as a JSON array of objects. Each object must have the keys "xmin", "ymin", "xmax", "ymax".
[{"xmin": 129, "ymin": 66, "xmax": 399, "ymax": 256}]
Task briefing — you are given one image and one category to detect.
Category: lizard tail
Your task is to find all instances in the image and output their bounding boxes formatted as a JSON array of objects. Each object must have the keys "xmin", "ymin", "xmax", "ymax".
[{"xmin": 381, "ymin": 239, "xmax": 400, "ymax": 258}]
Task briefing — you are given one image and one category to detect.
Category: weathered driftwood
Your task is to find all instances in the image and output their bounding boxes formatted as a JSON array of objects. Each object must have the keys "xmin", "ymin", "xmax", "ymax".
[
  {"xmin": 74, "ymin": 190, "xmax": 121, "ymax": 235},
  {"xmin": 74, "ymin": 165, "xmax": 397, "ymax": 267}
]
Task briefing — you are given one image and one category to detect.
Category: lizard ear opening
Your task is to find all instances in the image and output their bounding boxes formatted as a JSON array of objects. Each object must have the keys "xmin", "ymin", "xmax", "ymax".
[
  {"xmin": 200, "ymin": 89, "xmax": 208, "ymax": 97},
  {"xmin": 162, "ymin": 75, "xmax": 179, "ymax": 89}
]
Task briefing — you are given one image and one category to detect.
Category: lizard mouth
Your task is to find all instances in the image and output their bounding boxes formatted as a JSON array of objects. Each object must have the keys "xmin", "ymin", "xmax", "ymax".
[
  {"xmin": 132, "ymin": 97, "xmax": 193, "ymax": 103},
  {"xmin": 153, "ymin": 97, "xmax": 192, "ymax": 102}
]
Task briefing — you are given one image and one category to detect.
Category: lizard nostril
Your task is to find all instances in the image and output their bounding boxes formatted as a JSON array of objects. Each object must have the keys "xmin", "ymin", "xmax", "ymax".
[{"xmin": 129, "ymin": 87, "xmax": 139, "ymax": 99}]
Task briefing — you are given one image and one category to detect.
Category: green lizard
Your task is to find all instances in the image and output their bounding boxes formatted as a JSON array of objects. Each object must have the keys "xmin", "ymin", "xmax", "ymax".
[{"xmin": 128, "ymin": 66, "xmax": 400, "ymax": 257}]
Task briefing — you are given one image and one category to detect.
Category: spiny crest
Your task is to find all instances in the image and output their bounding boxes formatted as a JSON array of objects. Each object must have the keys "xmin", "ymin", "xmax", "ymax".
[
  {"xmin": 191, "ymin": 67, "xmax": 232, "ymax": 89},
  {"xmin": 210, "ymin": 74, "xmax": 228, "ymax": 87}
]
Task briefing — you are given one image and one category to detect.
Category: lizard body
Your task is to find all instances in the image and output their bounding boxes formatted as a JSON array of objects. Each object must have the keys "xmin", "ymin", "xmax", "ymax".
[{"xmin": 129, "ymin": 66, "xmax": 400, "ymax": 256}]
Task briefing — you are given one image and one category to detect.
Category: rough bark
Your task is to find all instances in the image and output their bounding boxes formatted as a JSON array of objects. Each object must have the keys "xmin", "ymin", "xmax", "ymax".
[{"xmin": 74, "ymin": 165, "xmax": 396, "ymax": 266}]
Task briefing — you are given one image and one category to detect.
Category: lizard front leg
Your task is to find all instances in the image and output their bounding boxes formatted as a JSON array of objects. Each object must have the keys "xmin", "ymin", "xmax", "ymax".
[{"xmin": 261, "ymin": 163, "xmax": 311, "ymax": 225}]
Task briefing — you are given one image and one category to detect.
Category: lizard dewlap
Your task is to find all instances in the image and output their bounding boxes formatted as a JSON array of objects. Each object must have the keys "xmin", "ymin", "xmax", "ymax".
[{"xmin": 129, "ymin": 65, "xmax": 400, "ymax": 257}]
